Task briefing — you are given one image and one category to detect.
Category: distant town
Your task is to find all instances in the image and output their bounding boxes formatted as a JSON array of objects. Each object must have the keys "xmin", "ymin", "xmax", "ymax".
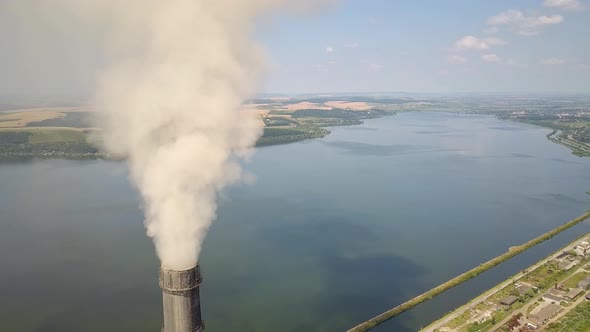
[
  {"xmin": 501, "ymin": 109, "xmax": 590, "ymax": 157},
  {"xmin": 0, "ymin": 94, "xmax": 589, "ymax": 160}
]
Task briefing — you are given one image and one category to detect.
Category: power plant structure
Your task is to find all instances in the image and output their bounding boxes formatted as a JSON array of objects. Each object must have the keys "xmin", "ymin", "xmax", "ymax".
[{"xmin": 159, "ymin": 264, "xmax": 205, "ymax": 332}]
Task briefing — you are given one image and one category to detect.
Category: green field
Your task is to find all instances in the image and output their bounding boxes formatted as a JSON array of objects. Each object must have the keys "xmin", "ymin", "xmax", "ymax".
[
  {"xmin": 0, "ymin": 128, "xmax": 86, "ymax": 144},
  {"xmin": 257, "ymin": 126, "xmax": 330, "ymax": 147},
  {"xmin": 545, "ymin": 301, "xmax": 590, "ymax": 332},
  {"xmin": 0, "ymin": 103, "xmax": 384, "ymax": 158},
  {"xmin": 28, "ymin": 129, "xmax": 86, "ymax": 144},
  {"xmin": 0, "ymin": 129, "xmax": 99, "ymax": 159},
  {"xmin": 564, "ymin": 272, "xmax": 590, "ymax": 288}
]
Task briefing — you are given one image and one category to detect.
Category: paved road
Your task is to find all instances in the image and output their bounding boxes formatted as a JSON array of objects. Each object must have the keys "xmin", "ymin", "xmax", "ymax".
[
  {"xmin": 541, "ymin": 265, "xmax": 589, "ymax": 328},
  {"xmin": 491, "ymin": 263, "xmax": 589, "ymax": 330},
  {"xmin": 422, "ymin": 241, "xmax": 582, "ymax": 332}
]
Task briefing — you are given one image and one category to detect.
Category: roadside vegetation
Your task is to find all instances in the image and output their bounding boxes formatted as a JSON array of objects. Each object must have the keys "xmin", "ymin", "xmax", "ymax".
[
  {"xmin": 423, "ymin": 230, "xmax": 590, "ymax": 332},
  {"xmin": 544, "ymin": 301, "xmax": 590, "ymax": 332},
  {"xmin": 349, "ymin": 210, "xmax": 590, "ymax": 332}
]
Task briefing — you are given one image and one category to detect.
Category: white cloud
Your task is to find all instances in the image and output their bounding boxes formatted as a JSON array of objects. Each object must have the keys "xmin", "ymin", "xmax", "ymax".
[
  {"xmin": 482, "ymin": 54, "xmax": 500, "ymax": 62},
  {"xmin": 544, "ymin": 0, "xmax": 586, "ymax": 11},
  {"xmin": 539, "ymin": 58, "xmax": 567, "ymax": 65},
  {"xmin": 325, "ymin": 46, "xmax": 334, "ymax": 53},
  {"xmin": 452, "ymin": 36, "xmax": 506, "ymax": 51},
  {"xmin": 488, "ymin": 10, "xmax": 563, "ymax": 35},
  {"xmin": 344, "ymin": 42, "xmax": 360, "ymax": 48},
  {"xmin": 447, "ymin": 55, "xmax": 469, "ymax": 64}
]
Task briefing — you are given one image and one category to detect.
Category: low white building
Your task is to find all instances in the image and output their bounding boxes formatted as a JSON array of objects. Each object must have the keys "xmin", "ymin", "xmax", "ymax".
[
  {"xmin": 575, "ymin": 241, "xmax": 590, "ymax": 256},
  {"xmin": 558, "ymin": 259, "xmax": 579, "ymax": 271}
]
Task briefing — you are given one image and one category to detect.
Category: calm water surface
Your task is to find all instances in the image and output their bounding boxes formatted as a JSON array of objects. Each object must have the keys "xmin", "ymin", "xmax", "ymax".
[{"xmin": 1, "ymin": 112, "xmax": 589, "ymax": 332}]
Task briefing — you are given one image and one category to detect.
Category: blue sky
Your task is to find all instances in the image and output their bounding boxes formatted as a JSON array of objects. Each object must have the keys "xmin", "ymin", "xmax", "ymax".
[
  {"xmin": 0, "ymin": 0, "xmax": 587, "ymax": 96},
  {"xmin": 257, "ymin": 0, "xmax": 590, "ymax": 93}
]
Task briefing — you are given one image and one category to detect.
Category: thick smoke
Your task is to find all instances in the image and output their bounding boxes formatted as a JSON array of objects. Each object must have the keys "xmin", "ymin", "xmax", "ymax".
[
  {"xmin": 83, "ymin": 0, "xmax": 329, "ymax": 270},
  {"xmin": 95, "ymin": 0, "xmax": 267, "ymax": 270}
]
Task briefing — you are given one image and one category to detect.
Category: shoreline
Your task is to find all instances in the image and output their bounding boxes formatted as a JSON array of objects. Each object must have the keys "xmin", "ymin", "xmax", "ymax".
[
  {"xmin": 1, "ymin": 111, "xmax": 588, "ymax": 161},
  {"xmin": 346, "ymin": 210, "xmax": 590, "ymax": 332},
  {"xmin": 513, "ymin": 120, "xmax": 590, "ymax": 157},
  {"xmin": 422, "ymin": 230, "xmax": 590, "ymax": 331}
]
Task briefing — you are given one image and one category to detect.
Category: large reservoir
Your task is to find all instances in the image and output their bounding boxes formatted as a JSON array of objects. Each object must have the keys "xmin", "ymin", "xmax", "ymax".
[{"xmin": 1, "ymin": 112, "xmax": 589, "ymax": 332}]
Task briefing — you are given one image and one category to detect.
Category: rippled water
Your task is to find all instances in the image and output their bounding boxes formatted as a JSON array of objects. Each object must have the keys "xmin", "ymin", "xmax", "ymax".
[{"xmin": 1, "ymin": 112, "xmax": 589, "ymax": 332}]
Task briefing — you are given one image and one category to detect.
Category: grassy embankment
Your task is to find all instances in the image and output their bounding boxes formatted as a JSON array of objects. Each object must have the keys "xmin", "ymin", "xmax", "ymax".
[
  {"xmin": 546, "ymin": 129, "xmax": 590, "ymax": 157},
  {"xmin": 347, "ymin": 210, "xmax": 590, "ymax": 332},
  {"xmin": 436, "ymin": 230, "xmax": 590, "ymax": 332},
  {"xmin": 528, "ymin": 119, "xmax": 590, "ymax": 157}
]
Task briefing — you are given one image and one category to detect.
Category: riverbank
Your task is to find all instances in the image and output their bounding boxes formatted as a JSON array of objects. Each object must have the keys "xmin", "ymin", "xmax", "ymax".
[
  {"xmin": 0, "ymin": 126, "xmax": 331, "ymax": 160},
  {"xmin": 1, "ymin": 111, "xmax": 588, "ymax": 332},
  {"xmin": 512, "ymin": 119, "xmax": 590, "ymax": 158},
  {"xmin": 546, "ymin": 129, "xmax": 590, "ymax": 157},
  {"xmin": 0, "ymin": 109, "xmax": 393, "ymax": 160},
  {"xmin": 423, "ymin": 230, "xmax": 590, "ymax": 332},
  {"xmin": 346, "ymin": 210, "xmax": 590, "ymax": 332}
]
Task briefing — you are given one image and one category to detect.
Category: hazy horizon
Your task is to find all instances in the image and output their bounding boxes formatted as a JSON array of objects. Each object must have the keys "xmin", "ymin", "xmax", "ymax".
[{"xmin": 1, "ymin": 1, "xmax": 590, "ymax": 96}]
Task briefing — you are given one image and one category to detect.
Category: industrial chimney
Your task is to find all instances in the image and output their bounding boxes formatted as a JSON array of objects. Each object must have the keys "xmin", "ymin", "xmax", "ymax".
[{"xmin": 159, "ymin": 265, "xmax": 205, "ymax": 332}]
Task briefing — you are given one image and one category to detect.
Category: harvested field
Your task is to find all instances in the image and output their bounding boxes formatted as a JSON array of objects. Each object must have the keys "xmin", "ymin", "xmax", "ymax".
[
  {"xmin": 282, "ymin": 102, "xmax": 332, "ymax": 111},
  {"xmin": 0, "ymin": 107, "xmax": 93, "ymax": 128},
  {"xmin": 325, "ymin": 101, "xmax": 372, "ymax": 110}
]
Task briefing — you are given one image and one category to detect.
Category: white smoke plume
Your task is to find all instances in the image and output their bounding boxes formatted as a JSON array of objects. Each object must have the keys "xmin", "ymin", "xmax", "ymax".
[
  {"xmin": 56, "ymin": 0, "xmax": 334, "ymax": 270},
  {"xmin": 91, "ymin": 0, "xmax": 271, "ymax": 270},
  {"xmin": 0, "ymin": 0, "xmax": 335, "ymax": 270},
  {"xmin": 94, "ymin": 0, "xmax": 265, "ymax": 270}
]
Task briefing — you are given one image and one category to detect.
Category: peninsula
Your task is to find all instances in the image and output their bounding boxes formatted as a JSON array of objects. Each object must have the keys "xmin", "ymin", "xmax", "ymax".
[{"xmin": 1, "ymin": 94, "xmax": 589, "ymax": 160}]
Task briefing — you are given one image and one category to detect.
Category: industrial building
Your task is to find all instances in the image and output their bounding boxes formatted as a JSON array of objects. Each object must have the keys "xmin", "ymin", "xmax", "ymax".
[{"xmin": 529, "ymin": 303, "xmax": 562, "ymax": 325}]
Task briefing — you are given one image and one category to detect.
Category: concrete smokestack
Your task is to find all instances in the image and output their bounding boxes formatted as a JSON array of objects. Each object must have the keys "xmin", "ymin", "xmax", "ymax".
[{"xmin": 159, "ymin": 265, "xmax": 205, "ymax": 332}]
